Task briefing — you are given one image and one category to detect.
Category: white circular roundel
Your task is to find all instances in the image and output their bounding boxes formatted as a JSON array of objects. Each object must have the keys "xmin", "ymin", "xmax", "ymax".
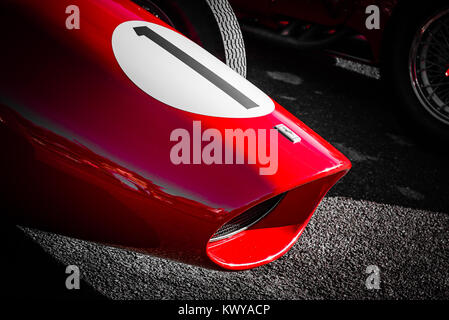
[{"xmin": 112, "ymin": 21, "xmax": 275, "ymax": 118}]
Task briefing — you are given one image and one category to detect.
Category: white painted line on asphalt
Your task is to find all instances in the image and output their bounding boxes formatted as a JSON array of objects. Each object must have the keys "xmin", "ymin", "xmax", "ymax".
[
  {"xmin": 334, "ymin": 57, "xmax": 380, "ymax": 80},
  {"xmin": 333, "ymin": 143, "xmax": 379, "ymax": 162},
  {"xmin": 267, "ymin": 71, "xmax": 303, "ymax": 85}
]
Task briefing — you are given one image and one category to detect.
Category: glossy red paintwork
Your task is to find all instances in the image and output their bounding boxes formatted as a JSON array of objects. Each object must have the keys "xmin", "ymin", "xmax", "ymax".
[
  {"xmin": 230, "ymin": 0, "xmax": 401, "ymax": 62},
  {"xmin": 0, "ymin": 0, "xmax": 350, "ymax": 270}
]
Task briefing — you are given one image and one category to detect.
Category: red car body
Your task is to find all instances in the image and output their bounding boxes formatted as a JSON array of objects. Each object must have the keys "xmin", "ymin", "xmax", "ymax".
[{"xmin": 0, "ymin": 0, "xmax": 350, "ymax": 270}]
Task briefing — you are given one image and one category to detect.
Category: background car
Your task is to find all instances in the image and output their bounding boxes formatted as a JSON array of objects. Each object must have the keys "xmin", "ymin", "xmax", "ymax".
[{"xmin": 229, "ymin": 0, "xmax": 449, "ymax": 141}]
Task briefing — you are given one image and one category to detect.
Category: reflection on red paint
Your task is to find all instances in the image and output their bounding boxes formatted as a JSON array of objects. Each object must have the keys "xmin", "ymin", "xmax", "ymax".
[{"xmin": 0, "ymin": 0, "xmax": 352, "ymax": 270}]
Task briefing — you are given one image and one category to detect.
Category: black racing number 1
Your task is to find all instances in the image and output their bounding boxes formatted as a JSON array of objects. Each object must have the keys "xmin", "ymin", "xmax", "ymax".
[{"xmin": 133, "ymin": 26, "xmax": 258, "ymax": 110}]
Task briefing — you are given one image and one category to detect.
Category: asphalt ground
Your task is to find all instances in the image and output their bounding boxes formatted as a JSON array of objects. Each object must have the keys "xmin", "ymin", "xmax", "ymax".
[{"xmin": 2, "ymin": 32, "xmax": 449, "ymax": 300}]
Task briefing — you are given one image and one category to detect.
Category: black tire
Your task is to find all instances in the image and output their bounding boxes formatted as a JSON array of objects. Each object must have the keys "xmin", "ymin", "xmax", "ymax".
[
  {"xmin": 133, "ymin": 0, "xmax": 247, "ymax": 78},
  {"xmin": 385, "ymin": 2, "xmax": 449, "ymax": 142}
]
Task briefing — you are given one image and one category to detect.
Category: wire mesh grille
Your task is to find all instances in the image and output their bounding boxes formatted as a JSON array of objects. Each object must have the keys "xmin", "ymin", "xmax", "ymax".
[{"xmin": 210, "ymin": 193, "xmax": 285, "ymax": 242}]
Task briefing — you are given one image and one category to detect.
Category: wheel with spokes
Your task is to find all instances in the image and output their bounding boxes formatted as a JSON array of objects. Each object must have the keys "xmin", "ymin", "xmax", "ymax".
[
  {"xmin": 387, "ymin": 3, "xmax": 449, "ymax": 141},
  {"xmin": 409, "ymin": 8, "xmax": 449, "ymax": 127}
]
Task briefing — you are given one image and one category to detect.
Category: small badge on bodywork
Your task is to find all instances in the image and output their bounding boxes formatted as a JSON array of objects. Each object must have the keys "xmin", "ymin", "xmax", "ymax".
[{"xmin": 274, "ymin": 124, "xmax": 301, "ymax": 144}]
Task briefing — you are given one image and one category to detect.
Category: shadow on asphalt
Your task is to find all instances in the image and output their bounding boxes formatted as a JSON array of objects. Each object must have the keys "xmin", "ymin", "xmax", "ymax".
[{"xmin": 1, "ymin": 221, "xmax": 104, "ymax": 299}]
